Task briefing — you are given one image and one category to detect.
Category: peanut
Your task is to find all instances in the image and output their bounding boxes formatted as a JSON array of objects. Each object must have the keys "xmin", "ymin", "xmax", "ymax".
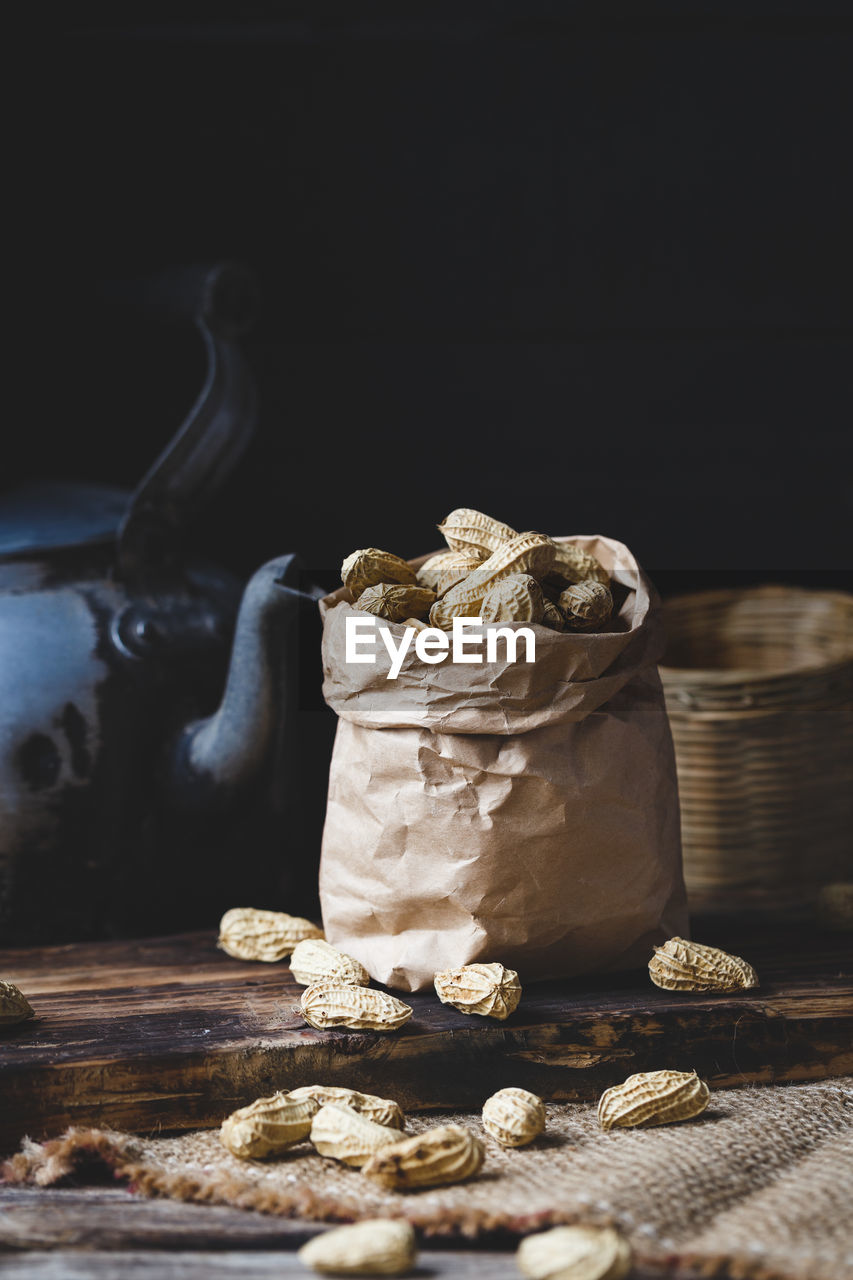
[
  {"xmin": 355, "ymin": 584, "xmax": 436, "ymax": 623},
  {"xmin": 217, "ymin": 908, "xmax": 323, "ymax": 962},
  {"xmin": 290, "ymin": 938, "xmax": 370, "ymax": 988},
  {"xmin": 300, "ymin": 981, "xmax": 413, "ymax": 1032},
  {"xmin": 362, "ymin": 1124, "xmax": 485, "ymax": 1190},
  {"xmin": 341, "ymin": 549, "xmax": 418, "ymax": 599},
  {"xmin": 220, "ymin": 1090, "xmax": 317, "ymax": 1159},
  {"xmin": 298, "ymin": 1220, "xmax": 417, "ymax": 1276},
  {"xmin": 437, "ymin": 508, "xmax": 518, "ymax": 556},
  {"xmin": 598, "ymin": 1069, "xmax": 710, "ymax": 1130},
  {"xmin": 559, "ymin": 581, "xmax": 613, "ymax": 632},
  {"xmin": 480, "ymin": 574, "xmax": 544, "ymax": 624},
  {"xmin": 482, "ymin": 1087, "xmax": 545, "ymax": 1147},
  {"xmin": 541, "ymin": 596, "xmax": 568, "ymax": 631},
  {"xmin": 310, "ymin": 1102, "xmax": 404, "ymax": 1167},
  {"xmin": 648, "ymin": 937, "xmax": 758, "ymax": 993},
  {"xmin": 550, "ymin": 541, "xmax": 610, "ymax": 587},
  {"xmin": 430, "ymin": 533, "xmax": 556, "ymax": 630},
  {"xmin": 289, "ymin": 1085, "xmax": 405, "ymax": 1131},
  {"xmin": 434, "ymin": 962, "xmax": 521, "ymax": 1020},
  {"xmin": 0, "ymin": 980, "xmax": 34, "ymax": 1027},
  {"xmin": 417, "ymin": 548, "xmax": 486, "ymax": 597},
  {"xmin": 517, "ymin": 1225, "xmax": 631, "ymax": 1280}
]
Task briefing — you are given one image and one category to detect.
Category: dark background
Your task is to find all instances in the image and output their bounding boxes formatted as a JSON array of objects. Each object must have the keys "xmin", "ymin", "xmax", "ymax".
[
  {"xmin": 19, "ymin": 2, "xmax": 853, "ymax": 593},
  {"xmin": 4, "ymin": 1, "xmax": 852, "ymax": 941}
]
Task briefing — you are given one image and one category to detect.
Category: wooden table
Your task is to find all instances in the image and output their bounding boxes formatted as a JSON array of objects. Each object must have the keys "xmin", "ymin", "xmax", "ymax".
[
  {"xmin": 1, "ymin": 918, "xmax": 850, "ymax": 1276},
  {"xmin": 0, "ymin": 1187, "xmax": 708, "ymax": 1278},
  {"xmin": 1, "ymin": 917, "xmax": 851, "ymax": 1149}
]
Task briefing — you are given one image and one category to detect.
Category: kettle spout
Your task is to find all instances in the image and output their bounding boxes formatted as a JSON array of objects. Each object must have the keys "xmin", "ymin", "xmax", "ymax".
[{"xmin": 171, "ymin": 553, "xmax": 317, "ymax": 805}]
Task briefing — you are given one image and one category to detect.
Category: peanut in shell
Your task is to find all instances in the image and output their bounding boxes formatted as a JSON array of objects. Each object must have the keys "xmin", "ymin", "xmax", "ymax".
[
  {"xmin": 300, "ymin": 981, "xmax": 413, "ymax": 1032},
  {"xmin": 310, "ymin": 1102, "xmax": 404, "ymax": 1167},
  {"xmin": 433, "ymin": 962, "xmax": 521, "ymax": 1020},
  {"xmin": 480, "ymin": 574, "xmax": 544, "ymax": 624},
  {"xmin": 220, "ymin": 1090, "xmax": 318, "ymax": 1159},
  {"xmin": 341, "ymin": 548, "xmax": 418, "ymax": 598},
  {"xmin": 289, "ymin": 938, "xmax": 370, "ymax": 988},
  {"xmin": 298, "ymin": 1220, "xmax": 416, "ymax": 1276},
  {"xmin": 550, "ymin": 541, "xmax": 610, "ymax": 587},
  {"xmin": 362, "ymin": 1123, "xmax": 484, "ymax": 1190},
  {"xmin": 355, "ymin": 584, "xmax": 436, "ymax": 623},
  {"xmin": 598, "ymin": 1069, "xmax": 710, "ymax": 1130},
  {"xmin": 482, "ymin": 1087, "xmax": 545, "ymax": 1147},
  {"xmin": 648, "ymin": 937, "xmax": 758, "ymax": 993},
  {"xmin": 0, "ymin": 980, "xmax": 34, "ymax": 1027},
  {"xmin": 516, "ymin": 1224, "xmax": 631, "ymax": 1280},
  {"xmin": 437, "ymin": 507, "xmax": 518, "ymax": 556},
  {"xmin": 417, "ymin": 548, "xmax": 485, "ymax": 596},
  {"xmin": 289, "ymin": 1084, "xmax": 405, "ymax": 1131},
  {"xmin": 559, "ymin": 580, "xmax": 613, "ymax": 632},
  {"xmin": 217, "ymin": 907, "xmax": 323, "ymax": 962},
  {"xmin": 430, "ymin": 532, "xmax": 555, "ymax": 630}
]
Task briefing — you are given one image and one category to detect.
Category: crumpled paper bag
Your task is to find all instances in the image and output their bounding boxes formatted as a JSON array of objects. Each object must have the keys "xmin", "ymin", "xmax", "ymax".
[{"xmin": 318, "ymin": 535, "xmax": 687, "ymax": 992}]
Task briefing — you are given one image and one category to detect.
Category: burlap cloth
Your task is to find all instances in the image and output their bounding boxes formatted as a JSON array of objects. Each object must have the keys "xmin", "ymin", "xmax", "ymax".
[{"xmin": 3, "ymin": 1080, "xmax": 851, "ymax": 1280}]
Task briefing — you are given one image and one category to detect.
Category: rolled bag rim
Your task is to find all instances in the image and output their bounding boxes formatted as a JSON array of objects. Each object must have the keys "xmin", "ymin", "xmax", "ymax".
[{"xmin": 319, "ymin": 533, "xmax": 665, "ymax": 735}]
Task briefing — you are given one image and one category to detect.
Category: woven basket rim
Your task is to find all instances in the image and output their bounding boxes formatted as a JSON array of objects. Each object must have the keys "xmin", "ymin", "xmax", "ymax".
[{"xmin": 660, "ymin": 584, "xmax": 853, "ymax": 688}]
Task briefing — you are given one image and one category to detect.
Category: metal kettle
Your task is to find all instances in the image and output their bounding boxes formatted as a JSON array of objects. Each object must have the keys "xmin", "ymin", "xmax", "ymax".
[{"xmin": 0, "ymin": 264, "xmax": 330, "ymax": 943}]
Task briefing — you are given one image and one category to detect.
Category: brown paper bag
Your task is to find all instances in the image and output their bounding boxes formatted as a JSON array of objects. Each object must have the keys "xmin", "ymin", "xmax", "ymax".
[{"xmin": 318, "ymin": 535, "xmax": 687, "ymax": 992}]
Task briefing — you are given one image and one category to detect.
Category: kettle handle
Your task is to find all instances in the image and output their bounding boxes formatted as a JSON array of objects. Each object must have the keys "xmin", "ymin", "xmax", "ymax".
[{"xmin": 116, "ymin": 262, "xmax": 259, "ymax": 580}]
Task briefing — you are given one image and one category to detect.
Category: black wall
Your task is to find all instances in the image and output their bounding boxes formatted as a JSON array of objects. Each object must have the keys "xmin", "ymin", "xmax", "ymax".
[{"xmin": 21, "ymin": 3, "xmax": 853, "ymax": 593}]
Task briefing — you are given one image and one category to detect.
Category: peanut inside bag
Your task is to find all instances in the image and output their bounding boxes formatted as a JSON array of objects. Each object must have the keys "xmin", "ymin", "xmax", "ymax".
[{"xmin": 318, "ymin": 530, "xmax": 687, "ymax": 992}]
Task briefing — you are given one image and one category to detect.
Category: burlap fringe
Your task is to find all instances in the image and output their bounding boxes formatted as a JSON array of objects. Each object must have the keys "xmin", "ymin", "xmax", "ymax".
[
  {"xmin": 2, "ymin": 1126, "xmax": 620, "ymax": 1238},
  {"xmin": 2, "ymin": 1120, "xmax": 847, "ymax": 1280}
]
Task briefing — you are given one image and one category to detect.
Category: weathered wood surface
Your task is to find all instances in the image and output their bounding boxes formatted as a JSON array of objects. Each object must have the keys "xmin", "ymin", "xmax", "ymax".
[
  {"xmin": 0, "ymin": 1188, "xmax": 321, "ymax": 1250},
  {"xmin": 1, "ymin": 921, "xmax": 851, "ymax": 1151},
  {"xmin": 0, "ymin": 1246, "xmax": 679, "ymax": 1280},
  {"xmin": 0, "ymin": 1247, "xmax": 517, "ymax": 1278},
  {"xmin": 0, "ymin": 1189, "xmax": 700, "ymax": 1278}
]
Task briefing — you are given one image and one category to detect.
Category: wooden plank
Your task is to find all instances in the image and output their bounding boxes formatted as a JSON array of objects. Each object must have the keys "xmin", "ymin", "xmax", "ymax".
[
  {"xmin": 0, "ymin": 1249, "xmax": 513, "ymax": 1278},
  {"xmin": 0, "ymin": 1240, "xmax": 692, "ymax": 1280},
  {"xmin": 0, "ymin": 1188, "xmax": 320, "ymax": 1251},
  {"xmin": 0, "ymin": 1189, "xmax": 702, "ymax": 1278},
  {"xmin": 1, "ymin": 921, "xmax": 851, "ymax": 1151}
]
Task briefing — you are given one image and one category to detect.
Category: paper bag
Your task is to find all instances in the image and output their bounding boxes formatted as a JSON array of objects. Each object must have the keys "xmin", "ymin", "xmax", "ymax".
[{"xmin": 318, "ymin": 535, "xmax": 687, "ymax": 992}]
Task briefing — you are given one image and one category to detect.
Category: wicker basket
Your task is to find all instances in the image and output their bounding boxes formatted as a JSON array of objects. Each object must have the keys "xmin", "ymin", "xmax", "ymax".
[{"xmin": 659, "ymin": 586, "xmax": 853, "ymax": 915}]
